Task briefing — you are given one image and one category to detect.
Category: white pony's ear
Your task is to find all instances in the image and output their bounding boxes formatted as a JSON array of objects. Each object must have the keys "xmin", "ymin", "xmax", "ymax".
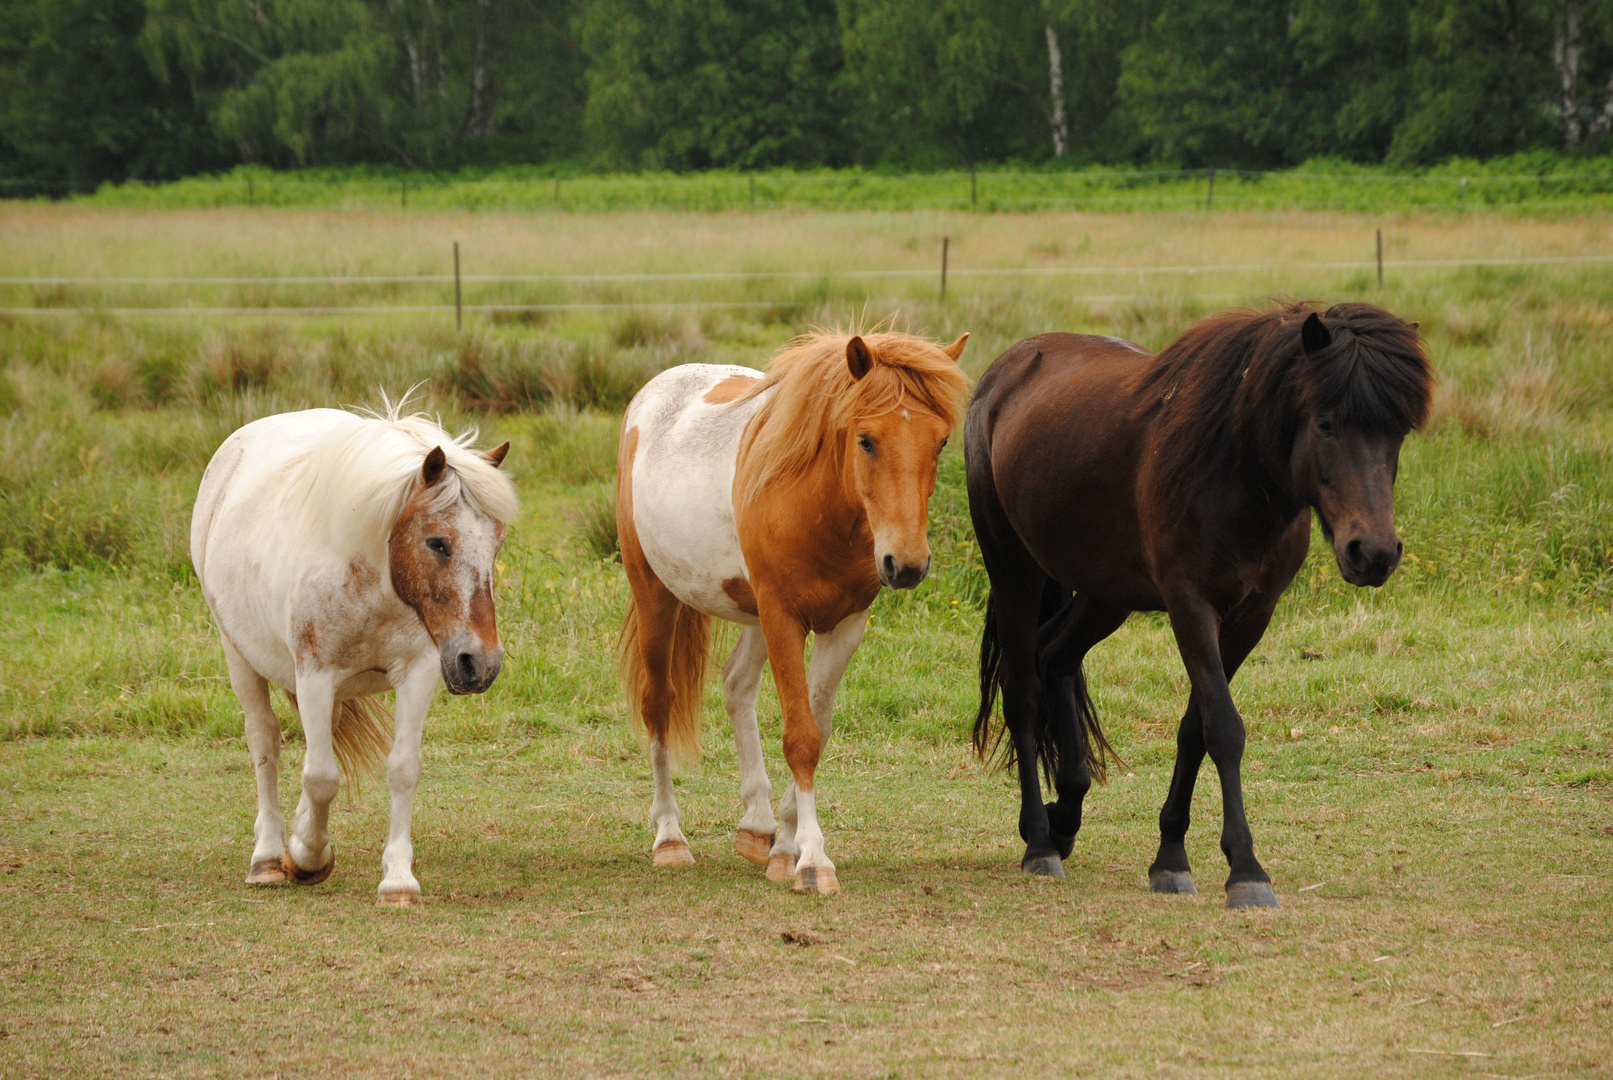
[
  {"xmin": 482, "ymin": 441, "xmax": 510, "ymax": 469},
  {"xmin": 846, "ymin": 336, "xmax": 874, "ymax": 381},
  {"xmin": 422, "ymin": 446, "xmax": 448, "ymax": 487},
  {"xmin": 942, "ymin": 332, "xmax": 969, "ymax": 362}
]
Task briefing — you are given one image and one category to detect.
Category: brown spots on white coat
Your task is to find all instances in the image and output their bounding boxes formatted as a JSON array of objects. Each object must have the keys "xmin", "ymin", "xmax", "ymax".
[{"xmin": 703, "ymin": 374, "xmax": 760, "ymax": 404}]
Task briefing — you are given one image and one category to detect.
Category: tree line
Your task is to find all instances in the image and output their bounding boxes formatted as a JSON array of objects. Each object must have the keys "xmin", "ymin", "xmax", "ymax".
[{"xmin": 4, "ymin": 0, "xmax": 1613, "ymax": 185}]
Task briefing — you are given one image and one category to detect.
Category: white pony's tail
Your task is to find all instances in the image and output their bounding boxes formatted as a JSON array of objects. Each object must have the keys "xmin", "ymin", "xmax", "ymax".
[{"xmin": 333, "ymin": 696, "xmax": 394, "ymax": 788}]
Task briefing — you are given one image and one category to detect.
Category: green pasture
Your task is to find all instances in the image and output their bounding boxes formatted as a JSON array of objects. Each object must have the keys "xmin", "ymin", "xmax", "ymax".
[
  {"xmin": 0, "ymin": 206, "xmax": 1610, "ymax": 1076},
  {"xmin": 41, "ymin": 154, "xmax": 1613, "ymax": 216}
]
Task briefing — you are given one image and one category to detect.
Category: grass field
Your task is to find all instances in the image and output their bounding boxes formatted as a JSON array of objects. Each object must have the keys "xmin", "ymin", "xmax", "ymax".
[
  {"xmin": 22, "ymin": 154, "xmax": 1613, "ymax": 215},
  {"xmin": 1, "ymin": 203, "xmax": 1611, "ymax": 1077}
]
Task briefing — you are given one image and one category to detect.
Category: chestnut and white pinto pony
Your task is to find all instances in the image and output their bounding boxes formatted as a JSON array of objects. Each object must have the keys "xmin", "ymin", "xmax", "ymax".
[
  {"xmin": 191, "ymin": 404, "xmax": 516, "ymax": 906},
  {"xmin": 617, "ymin": 330, "xmax": 970, "ymax": 894}
]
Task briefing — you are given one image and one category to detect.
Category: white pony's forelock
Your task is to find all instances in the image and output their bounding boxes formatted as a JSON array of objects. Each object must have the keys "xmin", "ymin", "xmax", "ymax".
[{"xmin": 291, "ymin": 392, "xmax": 517, "ymax": 557}]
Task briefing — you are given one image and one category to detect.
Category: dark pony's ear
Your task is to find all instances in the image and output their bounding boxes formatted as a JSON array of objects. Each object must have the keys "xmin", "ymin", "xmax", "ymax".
[
  {"xmin": 846, "ymin": 336, "xmax": 874, "ymax": 381},
  {"xmin": 482, "ymin": 441, "xmax": 510, "ymax": 469},
  {"xmin": 1301, "ymin": 312, "xmax": 1333, "ymax": 355},
  {"xmin": 421, "ymin": 446, "xmax": 448, "ymax": 487}
]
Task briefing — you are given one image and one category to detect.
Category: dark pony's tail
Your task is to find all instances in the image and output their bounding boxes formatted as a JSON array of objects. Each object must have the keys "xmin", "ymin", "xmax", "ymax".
[{"xmin": 972, "ymin": 583, "xmax": 1119, "ymax": 785}]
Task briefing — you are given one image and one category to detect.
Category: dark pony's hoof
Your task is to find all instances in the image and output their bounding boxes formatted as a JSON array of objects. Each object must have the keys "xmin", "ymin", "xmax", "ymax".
[
  {"xmin": 1021, "ymin": 854, "xmax": 1065, "ymax": 878},
  {"xmin": 1046, "ymin": 804, "xmax": 1079, "ymax": 860},
  {"xmin": 1225, "ymin": 881, "xmax": 1279, "ymax": 909},
  {"xmin": 1149, "ymin": 869, "xmax": 1197, "ymax": 895}
]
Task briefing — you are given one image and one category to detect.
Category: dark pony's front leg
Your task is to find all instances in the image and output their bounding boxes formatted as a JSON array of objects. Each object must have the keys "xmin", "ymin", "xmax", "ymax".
[{"xmin": 1158, "ymin": 594, "xmax": 1279, "ymax": 909}]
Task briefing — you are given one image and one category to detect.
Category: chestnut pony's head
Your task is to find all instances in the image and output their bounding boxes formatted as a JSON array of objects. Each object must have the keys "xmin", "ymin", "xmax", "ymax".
[{"xmin": 735, "ymin": 330, "xmax": 971, "ymax": 589}]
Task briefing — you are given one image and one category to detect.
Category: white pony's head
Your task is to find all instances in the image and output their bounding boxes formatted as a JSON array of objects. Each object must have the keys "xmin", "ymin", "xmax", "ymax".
[{"xmin": 296, "ymin": 396, "xmax": 518, "ymax": 694}]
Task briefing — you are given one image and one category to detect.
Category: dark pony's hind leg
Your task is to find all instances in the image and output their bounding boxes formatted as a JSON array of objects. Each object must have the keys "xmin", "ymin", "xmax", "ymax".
[
  {"xmin": 990, "ymin": 580, "xmax": 1065, "ymax": 877},
  {"xmin": 1039, "ymin": 596, "xmax": 1129, "ymax": 860}
]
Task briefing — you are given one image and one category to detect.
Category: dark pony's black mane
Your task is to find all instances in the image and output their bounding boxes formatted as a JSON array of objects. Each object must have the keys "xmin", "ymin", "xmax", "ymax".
[{"xmin": 1133, "ymin": 301, "xmax": 1433, "ymax": 500}]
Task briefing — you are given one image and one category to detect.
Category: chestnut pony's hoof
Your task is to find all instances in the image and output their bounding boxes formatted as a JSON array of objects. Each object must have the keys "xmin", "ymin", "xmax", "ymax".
[
  {"xmin": 281, "ymin": 847, "xmax": 334, "ymax": 886},
  {"xmin": 735, "ymin": 828, "xmax": 775, "ymax": 867},
  {"xmin": 246, "ymin": 857, "xmax": 287, "ymax": 885},
  {"xmin": 766, "ymin": 852, "xmax": 796, "ymax": 883},
  {"xmin": 653, "ymin": 839, "xmax": 695, "ymax": 867},
  {"xmin": 792, "ymin": 865, "xmax": 840, "ymax": 895}
]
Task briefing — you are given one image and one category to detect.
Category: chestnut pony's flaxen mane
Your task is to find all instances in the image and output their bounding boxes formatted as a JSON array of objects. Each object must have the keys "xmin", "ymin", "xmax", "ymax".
[{"xmin": 733, "ymin": 331, "xmax": 970, "ymax": 508}]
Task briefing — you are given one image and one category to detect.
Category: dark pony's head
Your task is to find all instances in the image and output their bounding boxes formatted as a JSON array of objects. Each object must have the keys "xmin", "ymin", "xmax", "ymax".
[{"xmin": 1139, "ymin": 301, "xmax": 1433, "ymax": 587}]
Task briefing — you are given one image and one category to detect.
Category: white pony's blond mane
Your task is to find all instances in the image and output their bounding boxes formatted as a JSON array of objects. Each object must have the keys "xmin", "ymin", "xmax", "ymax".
[{"xmin": 289, "ymin": 394, "xmax": 517, "ymax": 557}]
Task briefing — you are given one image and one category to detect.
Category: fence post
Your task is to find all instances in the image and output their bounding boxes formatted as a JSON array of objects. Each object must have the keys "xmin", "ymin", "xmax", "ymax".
[
  {"xmin": 941, "ymin": 236, "xmax": 949, "ymax": 300},
  {"xmin": 554, "ymin": 177, "xmax": 561, "ymax": 204},
  {"xmin": 969, "ymin": 164, "xmax": 977, "ymax": 206},
  {"xmin": 749, "ymin": 174, "xmax": 756, "ymax": 207},
  {"xmin": 401, "ymin": 179, "xmax": 407, "ymax": 209},
  {"xmin": 1376, "ymin": 228, "xmax": 1383, "ymax": 288},
  {"xmin": 1206, "ymin": 168, "xmax": 1215, "ymax": 211},
  {"xmin": 454, "ymin": 241, "xmax": 462, "ymax": 332},
  {"xmin": 247, "ymin": 177, "xmax": 254, "ymax": 206}
]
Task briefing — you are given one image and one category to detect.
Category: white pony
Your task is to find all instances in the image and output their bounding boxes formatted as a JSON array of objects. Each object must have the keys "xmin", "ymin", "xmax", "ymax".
[{"xmin": 191, "ymin": 403, "xmax": 516, "ymax": 905}]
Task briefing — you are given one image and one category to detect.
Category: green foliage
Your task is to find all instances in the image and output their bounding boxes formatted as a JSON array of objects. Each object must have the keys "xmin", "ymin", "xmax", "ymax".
[
  {"xmin": 7, "ymin": 0, "xmax": 1613, "ymax": 182},
  {"xmin": 581, "ymin": 0, "xmax": 846, "ymax": 169}
]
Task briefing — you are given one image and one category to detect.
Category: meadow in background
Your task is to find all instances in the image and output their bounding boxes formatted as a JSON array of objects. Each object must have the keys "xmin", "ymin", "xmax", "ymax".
[{"xmin": 1, "ymin": 200, "xmax": 1610, "ymax": 1075}]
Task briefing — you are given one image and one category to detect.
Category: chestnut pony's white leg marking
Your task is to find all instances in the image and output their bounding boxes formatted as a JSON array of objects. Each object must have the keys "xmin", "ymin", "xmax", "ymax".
[
  {"xmin": 226, "ymin": 638, "xmax": 287, "ymax": 884},
  {"xmin": 723, "ymin": 627, "xmax": 776, "ymax": 863},
  {"xmin": 649, "ymin": 737, "xmax": 693, "ymax": 865},
  {"xmin": 780, "ymin": 609, "xmax": 868, "ymax": 888},
  {"xmin": 286, "ymin": 670, "xmax": 339, "ymax": 881},
  {"xmin": 377, "ymin": 657, "xmax": 437, "ymax": 905}
]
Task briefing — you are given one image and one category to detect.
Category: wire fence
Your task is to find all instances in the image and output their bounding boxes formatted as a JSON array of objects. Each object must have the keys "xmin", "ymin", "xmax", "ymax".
[{"xmin": 0, "ymin": 251, "xmax": 1606, "ymax": 319}]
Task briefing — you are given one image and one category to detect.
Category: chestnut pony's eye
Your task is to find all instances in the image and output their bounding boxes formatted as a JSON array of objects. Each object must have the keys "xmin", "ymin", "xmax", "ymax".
[
  {"xmin": 857, "ymin": 434, "xmax": 875, "ymax": 454},
  {"xmin": 426, "ymin": 537, "xmax": 451, "ymax": 557}
]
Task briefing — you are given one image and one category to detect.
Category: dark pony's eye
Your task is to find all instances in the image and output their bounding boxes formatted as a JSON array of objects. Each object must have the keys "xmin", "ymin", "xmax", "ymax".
[
  {"xmin": 1316, "ymin": 418, "xmax": 1335, "ymax": 437},
  {"xmin": 857, "ymin": 434, "xmax": 875, "ymax": 454},
  {"xmin": 426, "ymin": 537, "xmax": 452, "ymax": 557}
]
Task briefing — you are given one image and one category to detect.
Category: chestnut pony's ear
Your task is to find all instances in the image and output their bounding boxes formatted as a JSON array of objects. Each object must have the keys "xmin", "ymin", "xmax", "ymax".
[
  {"xmin": 846, "ymin": 336, "xmax": 874, "ymax": 381},
  {"xmin": 942, "ymin": 332, "xmax": 969, "ymax": 362},
  {"xmin": 481, "ymin": 441, "xmax": 510, "ymax": 469},
  {"xmin": 421, "ymin": 446, "xmax": 448, "ymax": 487},
  {"xmin": 1301, "ymin": 312, "xmax": 1333, "ymax": 355}
]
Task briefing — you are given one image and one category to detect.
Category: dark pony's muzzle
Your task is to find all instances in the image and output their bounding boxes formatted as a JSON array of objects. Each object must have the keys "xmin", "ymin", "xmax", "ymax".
[
  {"xmin": 1337, "ymin": 535, "xmax": 1403, "ymax": 588},
  {"xmin": 439, "ymin": 633, "xmax": 504, "ymax": 695},
  {"xmin": 879, "ymin": 553, "xmax": 931, "ymax": 590}
]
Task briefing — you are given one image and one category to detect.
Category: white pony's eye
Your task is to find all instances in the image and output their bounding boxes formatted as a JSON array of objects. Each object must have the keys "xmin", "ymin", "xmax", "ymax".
[{"xmin": 426, "ymin": 537, "xmax": 452, "ymax": 557}]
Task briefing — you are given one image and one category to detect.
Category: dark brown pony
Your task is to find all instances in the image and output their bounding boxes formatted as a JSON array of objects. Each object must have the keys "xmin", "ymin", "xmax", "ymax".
[{"xmin": 966, "ymin": 302, "xmax": 1432, "ymax": 908}]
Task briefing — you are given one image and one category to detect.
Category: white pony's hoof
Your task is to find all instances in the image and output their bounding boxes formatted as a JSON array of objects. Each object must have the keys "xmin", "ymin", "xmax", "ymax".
[
  {"xmin": 736, "ymin": 829, "xmax": 775, "ymax": 866},
  {"xmin": 792, "ymin": 865, "xmax": 840, "ymax": 895},
  {"xmin": 246, "ymin": 857, "xmax": 287, "ymax": 885},
  {"xmin": 767, "ymin": 852, "xmax": 797, "ymax": 883},
  {"xmin": 653, "ymin": 839, "xmax": 695, "ymax": 867},
  {"xmin": 376, "ymin": 885, "xmax": 423, "ymax": 908},
  {"xmin": 281, "ymin": 847, "xmax": 334, "ymax": 885}
]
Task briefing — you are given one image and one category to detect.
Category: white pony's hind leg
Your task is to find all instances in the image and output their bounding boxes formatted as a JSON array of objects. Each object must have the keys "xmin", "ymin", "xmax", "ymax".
[
  {"xmin": 378, "ymin": 658, "xmax": 435, "ymax": 906},
  {"xmin": 783, "ymin": 608, "xmax": 868, "ymax": 892},
  {"xmin": 224, "ymin": 639, "xmax": 287, "ymax": 885},
  {"xmin": 723, "ymin": 627, "xmax": 775, "ymax": 866},
  {"xmin": 285, "ymin": 669, "xmax": 339, "ymax": 884}
]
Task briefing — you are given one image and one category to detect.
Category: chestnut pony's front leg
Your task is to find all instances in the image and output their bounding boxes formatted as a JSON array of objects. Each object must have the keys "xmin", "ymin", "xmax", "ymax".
[{"xmin": 757, "ymin": 600, "xmax": 838, "ymax": 894}]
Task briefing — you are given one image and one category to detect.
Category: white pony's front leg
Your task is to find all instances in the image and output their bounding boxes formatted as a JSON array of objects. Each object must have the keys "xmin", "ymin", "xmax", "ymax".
[
  {"xmin": 285, "ymin": 669, "xmax": 339, "ymax": 884},
  {"xmin": 378, "ymin": 656, "xmax": 437, "ymax": 906},
  {"xmin": 773, "ymin": 609, "xmax": 868, "ymax": 889},
  {"xmin": 223, "ymin": 639, "xmax": 288, "ymax": 884},
  {"xmin": 723, "ymin": 627, "xmax": 776, "ymax": 866}
]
